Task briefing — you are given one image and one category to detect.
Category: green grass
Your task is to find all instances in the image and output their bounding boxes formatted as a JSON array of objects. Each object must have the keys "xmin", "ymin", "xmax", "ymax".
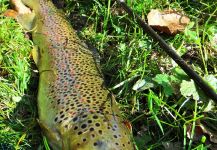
[
  {"xmin": 0, "ymin": 0, "xmax": 217, "ymax": 149},
  {"xmin": 0, "ymin": 0, "xmax": 41, "ymax": 149}
]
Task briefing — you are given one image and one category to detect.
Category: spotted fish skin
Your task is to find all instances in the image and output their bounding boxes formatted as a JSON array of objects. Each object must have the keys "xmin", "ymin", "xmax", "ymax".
[{"xmin": 14, "ymin": 0, "xmax": 134, "ymax": 149}]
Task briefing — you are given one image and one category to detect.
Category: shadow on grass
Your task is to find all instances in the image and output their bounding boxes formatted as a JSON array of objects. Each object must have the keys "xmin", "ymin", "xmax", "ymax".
[{"xmin": 0, "ymin": 66, "xmax": 42, "ymax": 150}]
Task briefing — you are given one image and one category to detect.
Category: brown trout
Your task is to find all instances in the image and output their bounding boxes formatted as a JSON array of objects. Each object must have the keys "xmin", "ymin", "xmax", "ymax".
[{"xmin": 10, "ymin": 0, "xmax": 134, "ymax": 149}]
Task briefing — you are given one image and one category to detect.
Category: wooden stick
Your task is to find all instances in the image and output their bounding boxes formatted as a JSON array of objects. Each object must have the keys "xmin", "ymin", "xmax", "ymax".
[{"xmin": 116, "ymin": 0, "xmax": 217, "ymax": 102}]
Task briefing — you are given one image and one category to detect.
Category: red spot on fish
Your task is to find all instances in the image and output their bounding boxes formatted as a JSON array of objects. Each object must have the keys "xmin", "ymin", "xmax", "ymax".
[
  {"xmin": 55, "ymin": 36, "xmax": 61, "ymax": 42},
  {"xmin": 89, "ymin": 109, "xmax": 96, "ymax": 113},
  {"xmin": 75, "ymin": 84, "xmax": 80, "ymax": 89},
  {"xmin": 80, "ymin": 98, "xmax": 86, "ymax": 103},
  {"xmin": 61, "ymin": 64, "xmax": 66, "ymax": 69},
  {"xmin": 43, "ymin": 31, "xmax": 49, "ymax": 36},
  {"xmin": 69, "ymin": 111, "xmax": 76, "ymax": 116},
  {"xmin": 70, "ymin": 69, "xmax": 75, "ymax": 75},
  {"xmin": 48, "ymin": 44, "xmax": 52, "ymax": 49}
]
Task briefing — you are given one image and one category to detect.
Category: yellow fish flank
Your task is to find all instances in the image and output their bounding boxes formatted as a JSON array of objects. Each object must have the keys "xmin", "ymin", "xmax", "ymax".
[{"xmin": 12, "ymin": 0, "xmax": 134, "ymax": 149}]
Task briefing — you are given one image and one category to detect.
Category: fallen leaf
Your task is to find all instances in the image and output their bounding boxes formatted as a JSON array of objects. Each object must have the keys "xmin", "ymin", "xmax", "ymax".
[
  {"xmin": 187, "ymin": 122, "xmax": 204, "ymax": 142},
  {"xmin": 203, "ymin": 100, "xmax": 215, "ymax": 112},
  {"xmin": 147, "ymin": 9, "xmax": 190, "ymax": 35},
  {"xmin": 180, "ymin": 79, "xmax": 199, "ymax": 100},
  {"xmin": 132, "ymin": 78, "xmax": 155, "ymax": 91},
  {"xmin": 187, "ymin": 120, "xmax": 217, "ymax": 144},
  {"xmin": 3, "ymin": 9, "xmax": 18, "ymax": 19},
  {"xmin": 3, "ymin": 0, "xmax": 32, "ymax": 19}
]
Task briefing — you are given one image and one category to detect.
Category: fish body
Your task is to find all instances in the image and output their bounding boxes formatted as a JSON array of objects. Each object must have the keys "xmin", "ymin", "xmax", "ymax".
[{"xmin": 13, "ymin": 0, "xmax": 134, "ymax": 149}]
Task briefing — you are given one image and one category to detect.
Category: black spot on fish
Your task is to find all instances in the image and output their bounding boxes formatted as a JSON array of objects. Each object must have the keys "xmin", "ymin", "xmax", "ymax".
[
  {"xmin": 81, "ymin": 124, "xmax": 87, "ymax": 129},
  {"xmin": 54, "ymin": 117, "xmax": 58, "ymax": 122},
  {"xmin": 93, "ymin": 115, "xmax": 98, "ymax": 119},
  {"xmin": 74, "ymin": 126, "xmax": 78, "ymax": 130},
  {"xmin": 95, "ymin": 123, "xmax": 100, "ymax": 127},
  {"xmin": 98, "ymin": 130, "xmax": 102, "ymax": 135},
  {"xmin": 89, "ymin": 127, "xmax": 94, "ymax": 131},
  {"xmin": 73, "ymin": 117, "xmax": 78, "ymax": 122},
  {"xmin": 93, "ymin": 140, "xmax": 104, "ymax": 147}
]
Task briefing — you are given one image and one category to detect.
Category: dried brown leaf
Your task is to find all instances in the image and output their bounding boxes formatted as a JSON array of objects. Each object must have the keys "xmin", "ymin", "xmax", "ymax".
[
  {"xmin": 187, "ymin": 120, "xmax": 217, "ymax": 144},
  {"xmin": 3, "ymin": 9, "xmax": 18, "ymax": 18},
  {"xmin": 147, "ymin": 9, "xmax": 190, "ymax": 35}
]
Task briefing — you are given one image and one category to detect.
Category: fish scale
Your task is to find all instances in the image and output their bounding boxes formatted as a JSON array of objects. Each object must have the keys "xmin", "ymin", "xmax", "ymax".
[{"xmin": 12, "ymin": 0, "xmax": 134, "ymax": 149}]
